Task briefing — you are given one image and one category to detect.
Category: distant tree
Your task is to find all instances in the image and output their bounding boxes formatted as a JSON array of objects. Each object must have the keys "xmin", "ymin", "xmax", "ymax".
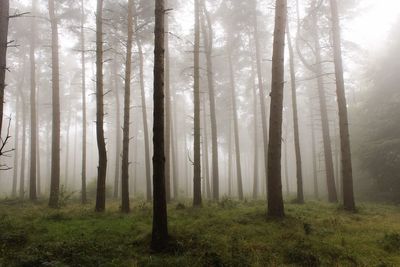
[
  {"xmin": 0, "ymin": 0, "xmax": 9, "ymax": 137},
  {"xmin": 329, "ymin": 0, "xmax": 355, "ymax": 211},
  {"xmin": 80, "ymin": 0, "xmax": 87, "ymax": 204},
  {"xmin": 48, "ymin": 0, "xmax": 61, "ymax": 208},
  {"xmin": 121, "ymin": 0, "xmax": 134, "ymax": 213},
  {"xmin": 95, "ymin": 0, "xmax": 108, "ymax": 212},
  {"xmin": 267, "ymin": 0, "xmax": 287, "ymax": 218},
  {"xmin": 151, "ymin": 0, "xmax": 169, "ymax": 251}
]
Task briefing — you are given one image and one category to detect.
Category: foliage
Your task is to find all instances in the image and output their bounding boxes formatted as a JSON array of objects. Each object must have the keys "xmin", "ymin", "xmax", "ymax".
[{"xmin": 0, "ymin": 200, "xmax": 400, "ymax": 266}]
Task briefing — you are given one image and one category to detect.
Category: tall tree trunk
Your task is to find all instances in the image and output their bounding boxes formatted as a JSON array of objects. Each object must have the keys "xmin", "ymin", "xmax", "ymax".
[
  {"xmin": 310, "ymin": 102, "xmax": 319, "ymax": 199},
  {"xmin": 250, "ymin": 56, "xmax": 259, "ymax": 199},
  {"xmin": 36, "ymin": 86, "xmax": 41, "ymax": 196},
  {"xmin": 95, "ymin": 0, "xmax": 107, "ymax": 212},
  {"xmin": 113, "ymin": 58, "xmax": 121, "ymax": 199},
  {"xmin": 252, "ymin": 0, "xmax": 269, "ymax": 199},
  {"xmin": 121, "ymin": 0, "xmax": 134, "ymax": 213},
  {"xmin": 267, "ymin": 0, "xmax": 287, "ymax": 218},
  {"xmin": 29, "ymin": 0, "xmax": 38, "ymax": 201},
  {"xmin": 171, "ymin": 96, "xmax": 179, "ymax": 199},
  {"xmin": 80, "ymin": 0, "xmax": 87, "ymax": 204},
  {"xmin": 18, "ymin": 85, "xmax": 27, "ymax": 199},
  {"xmin": 329, "ymin": 0, "xmax": 355, "ymax": 211},
  {"xmin": 227, "ymin": 42, "xmax": 243, "ymax": 200},
  {"xmin": 135, "ymin": 15, "xmax": 152, "ymax": 202},
  {"xmin": 164, "ymin": 0, "xmax": 172, "ymax": 202},
  {"xmin": 284, "ymin": 130, "xmax": 289, "ymax": 196},
  {"xmin": 64, "ymin": 108, "xmax": 71, "ymax": 188},
  {"xmin": 151, "ymin": 0, "xmax": 169, "ymax": 252},
  {"xmin": 228, "ymin": 119, "xmax": 233, "ymax": 197},
  {"xmin": 202, "ymin": 95, "xmax": 211, "ymax": 198},
  {"xmin": 48, "ymin": 0, "xmax": 61, "ymax": 208},
  {"xmin": 193, "ymin": 0, "xmax": 202, "ymax": 207},
  {"xmin": 0, "ymin": 0, "xmax": 9, "ymax": 136},
  {"xmin": 202, "ymin": 0, "xmax": 219, "ymax": 201},
  {"xmin": 286, "ymin": 23, "xmax": 304, "ymax": 204}
]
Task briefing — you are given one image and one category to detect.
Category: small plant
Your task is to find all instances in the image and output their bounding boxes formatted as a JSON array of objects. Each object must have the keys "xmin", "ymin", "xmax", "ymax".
[{"xmin": 381, "ymin": 232, "xmax": 400, "ymax": 252}]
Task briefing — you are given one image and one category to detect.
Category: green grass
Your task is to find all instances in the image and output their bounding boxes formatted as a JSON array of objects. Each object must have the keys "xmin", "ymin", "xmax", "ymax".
[{"xmin": 1, "ymin": 198, "xmax": 400, "ymax": 266}]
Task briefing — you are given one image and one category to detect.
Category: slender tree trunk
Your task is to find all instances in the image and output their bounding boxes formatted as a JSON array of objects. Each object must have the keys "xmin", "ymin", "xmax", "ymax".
[
  {"xmin": 48, "ymin": 0, "xmax": 61, "ymax": 208},
  {"xmin": 73, "ymin": 119, "xmax": 78, "ymax": 190},
  {"xmin": 113, "ymin": 58, "xmax": 121, "ymax": 199},
  {"xmin": 193, "ymin": 0, "xmax": 202, "ymax": 207},
  {"xmin": 36, "ymin": 85, "xmax": 41, "ymax": 196},
  {"xmin": 29, "ymin": 0, "xmax": 38, "ymax": 201},
  {"xmin": 267, "ymin": 0, "xmax": 287, "ymax": 218},
  {"xmin": 18, "ymin": 87, "xmax": 27, "ymax": 199},
  {"xmin": 227, "ymin": 42, "xmax": 243, "ymax": 200},
  {"xmin": 135, "ymin": 16, "xmax": 152, "ymax": 202},
  {"xmin": 310, "ymin": 103, "xmax": 319, "ymax": 199},
  {"xmin": 286, "ymin": 24, "xmax": 304, "ymax": 204},
  {"xmin": 80, "ymin": 0, "xmax": 87, "ymax": 204},
  {"xmin": 202, "ymin": 0, "xmax": 219, "ymax": 201},
  {"xmin": 171, "ymin": 97, "xmax": 179, "ymax": 199},
  {"xmin": 121, "ymin": 0, "xmax": 134, "ymax": 213},
  {"xmin": 329, "ymin": 0, "xmax": 355, "ymax": 211},
  {"xmin": 12, "ymin": 98, "xmax": 19, "ymax": 197},
  {"xmin": 64, "ymin": 108, "xmax": 71, "ymax": 189},
  {"xmin": 284, "ymin": 130, "xmax": 289, "ymax": 196},
  {"xmin": 151, "ymin": 0, "xmax": 169, "ymax": 252},
  {"xmin": 202, "ymin": 95, "xmax": 211, "ymax": 198},
  {"xmin": 0, "ymin": 0, "xmax": 9, "ymax": 136},
  {"xmin": 228, "ymin": 119, "xmax": 233, "ymax": 197},
  {"xmin": 95, "ymin": 0, "xmax": 107, "ymax": 212},
  {"xmin": 250, "ymin": 57, "xmax": 259, "ymax": 199}
]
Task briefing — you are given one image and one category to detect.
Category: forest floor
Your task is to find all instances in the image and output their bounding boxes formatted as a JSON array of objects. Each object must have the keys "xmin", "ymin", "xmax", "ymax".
[{"xmin": 0, "ymin": 198, "xmax": 400, "ymax": 267}]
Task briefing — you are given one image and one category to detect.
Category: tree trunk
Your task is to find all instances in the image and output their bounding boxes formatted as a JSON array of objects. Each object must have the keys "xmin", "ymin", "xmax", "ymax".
[
  {"xmin": 80, "ymin": 0, "xmax": 87, "ymax": 204},
  {"xmin": 12, "ymin": 76, "xmax": 24, "ymax": 197},
  {"xmin": 64, "ymin": 107, "xmax": 71, "ymax": 188},
  {"xmin": 193, "ymin": 0, "xmax": 202, "ymax": 207},
  {"xmin": 18, "ymin": 80, "xmax": 27, "ymax": 199},
  {"xmin": 121, "ymin": 0, "xmax": 134, "ymax": 213},
  {"xmin": 286, "ymin": 23, "xmax": 304, "ymax": 204},
  {"xmin": 113, "ymin": 58, "xmax": 121, "ymax": 199},
  {"xmin": 48, "ymin": 0, "xmax": 61, "ymax": 208},
  {"xmin": 29, "ymin": 0, "xmax": 38, "ymax": 201},
  {"xmin": 228, "ymin": 119, "xmax": 233, "ymax": 197},
  {"xmin": 202, "ymin": 0, "xmax": 219, "ymax": 201},
  {"xmin": 95, "ymin": 0, "xmax": 107, "ymax": 212},
  {"xmin": 267, "ymin": 0, "xmax": 287, "ymax": 218},
  {"xmin": 202, "ymin": 95, "xmax": 211, "ymax": 198},
  {"xmin": 284, "ymin": 130, "xmax": 289, "ymax": 196},
  {"xmin": 227, "ymin": 42, "xmax": 243, "ymax": 201},
  {"xmin": 135, "ymin": 15, "xmax": 152, "ymax": 203},
  {"xmin": 0, "ymin": 0, "xmax": 9, "ymax": 136},
  {"xmin": 151, "ymin": 0, "xmax": 169, "ymax": 252},
  {"xmin": 250, "ymin": 56, "xmax": 259, "ymax": 199},
  {"xmin": 309, "ymin": 102, "xmax": 319, "ymax": 199},
  {"xmin": 329, "ymin": 0, "xmax": 355, "ymax": 211}
]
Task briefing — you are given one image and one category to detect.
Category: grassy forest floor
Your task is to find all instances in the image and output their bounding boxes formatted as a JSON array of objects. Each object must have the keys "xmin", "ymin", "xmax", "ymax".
[{"xmin": 1, "ymin": 198, "xmax": 400, "ymax": 267}]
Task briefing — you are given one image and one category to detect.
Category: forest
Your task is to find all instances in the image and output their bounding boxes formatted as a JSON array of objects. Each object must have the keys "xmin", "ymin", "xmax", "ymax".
[{"xmin": 1, "ymin": 0, "xmax": 400, "ymax": 266}]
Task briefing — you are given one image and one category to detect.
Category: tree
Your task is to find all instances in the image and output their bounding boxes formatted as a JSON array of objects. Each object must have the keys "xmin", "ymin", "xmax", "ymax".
[
  {"xmin": 286, "ymin": 22, "xmax": 304, "ymax": 204},
  {"xmin": 193, "ymin": 0, "xmax": 202, "ymax": 207},
  {"xmin": 329, "ymin": 0, "xmax": 356, "ymax": 211},
  {"xmin": 267, "ymin": 0, "xmax": 287, "ymax": 218},
  {"xmin": 151, "ymin": 0, "xmax": 169, "ymax": 251},
  {"xmin": 0, "ymin": 0, "xmax": 9, "ymax": 137},
  {"xmin": 113, "ymin": 57, "xmax": 121, "ymax": 199},
  {"xmin": 48, "ymin": 0, "xmax": 61, "ymax": 208},
  {"xmin": 95, "ymin": 0, "xmax": 108, "ymax": 212},
  {"xmin": 121, "ymin": 0, "xmax": 134, "ymax": 213},
  {"xmin": 80, "ymin": 0, "xmax": 87, "ymax": 204}
]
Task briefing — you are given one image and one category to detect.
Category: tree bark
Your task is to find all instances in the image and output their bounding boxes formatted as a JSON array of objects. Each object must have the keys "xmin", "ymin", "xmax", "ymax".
[
  {"xmin": 64, "ymin": 106, "xmax": 71, "ymax": 188},
  {"xmin": 0, "ymin": 0, "xmax": 9, "ymax": 136},
  {"xmin": 201, "ymin": 0, "xmax": 219, "ymax": 201},
  {"xmin": 309, "ymin": 102, "xmax": 319, "ymax": 199},
  {"xmin": 202, "ymin": 95, "xmax": 211, "ymax": 198},
  {"xmin": 267, "ymin": 0, "xmax": 287, "ymax": 218},
  {"xmin": 80, "ymin": 0, "xmax": 87, "ymax": 204},
  {"xmin": 286, "ymin": 23, "xmax": 304, "ymax": 204},
  {"xmin": 95, "ymin": 0, "xmax": 107, "ymax": 212},
  {"xmin": 121, "ymin": 0, "xmax": 134, "ymax": 213},
  {"xmin": 193, "ymin": 0, "xmax": 202, "ymax": 207},
  {"xmin": 151, "ymin": 0, "xmax": 169, "ymax": 252},
  {"xmin": 329, "ymin": 0, "xmax": 355, "ymax": 211},
  {"xmin": 250, "ymin": 55, "xmax": 259, "ymax": 199},
  {"xmin": 113, "ymin": 57, "xmax": 121, "ymax": 199},
  {"xmin": 48, "ymin": 0, "xmax": 61, "ymax": 208}
]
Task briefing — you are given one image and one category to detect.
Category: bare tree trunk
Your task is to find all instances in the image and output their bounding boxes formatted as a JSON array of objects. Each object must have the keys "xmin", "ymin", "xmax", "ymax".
[
  {"xmin": 12, "ymin": 75, "xmax": 24, "ymax": 197},
  {"xmin": 267, "ymin": 0, "xmax": 287, "ymax": 218},
  {"xmin": 48, "ymin": 0, "xmax": 61, "ymax": 208},
  {"xmin": 36, "ymin": 86, "xmax": 41, "ymax": 196},
  {"xmin": 202, "ymin": 0, "xmax": 219, "ymax": 201},
  {"xmin": 193, "ymin": 0, "xmax": 202, "ymax": 207},
  {"xmin": 18, "ymin": 84, "xmax": 27, "ymax": 199},
  {"xmin": 121, "ymin": 0, "xmax": 134, "ymax": 213},
  {"xmin": 95, "ymin": 0, "xmax": 107, "ymax": 212},
  {"xmin": 171, "ymin": 97, "xmax": 179, "ymax": 199},
  {"xmin": 202, "ymin": 95, "xmax": 211, "ymax": 198},
  {"xmin": 329, "ymin": 0, "xmax": 355, "ymax": 211},
  {"xmin": 0, "ymin": 0, "xmax": 9, "ymax": 136},
  {"xmin": 151, "ymin": 0, "xmax": 169, "ymax": 252},
  {"xmin": 310, "ymin": 103, "xmax": 319, "ymax": 199},
  {"xmin": 284, "ymin": 130, "xmax": 289, "ymax": 196},
  {"xmin": 286, "ymin": 23, "xmax": 304, "ymax": 204},
  {"xmin": 64, "ymin": 108, "xmax": 71, "ymax": 189},
  {"xmin": 228, "ymin": 119, "xmax": 233, "ymax": 197},
  {"xmin": 113, "ymin": 58, "xmax": 121, "ymax": 199},
  {"xmin": 227, "ymin": 43, "xmax": 243, "ymax": 200},
  {"xmin": 80, "ymin": 0, "xmax": 87, "ymax": 204},
  {"xmin": 135, "ymin": 14, "xmax": 152, "ymax": 202}
]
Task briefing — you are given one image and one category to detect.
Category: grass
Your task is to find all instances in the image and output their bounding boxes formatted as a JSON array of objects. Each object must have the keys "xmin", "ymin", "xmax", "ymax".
[{"xmin": 0, "ymin": 198, "xmax": 400, "ymax": 266}]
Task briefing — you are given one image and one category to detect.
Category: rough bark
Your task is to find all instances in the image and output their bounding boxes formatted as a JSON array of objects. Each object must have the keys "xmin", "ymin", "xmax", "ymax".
[
  {"xmin": 95, "ymin": 0, "xmax": 107, "ymax": 212},
  {"xmin": 286, "ymin": 23, "xmax": 304, "ymax": 204},
  {"xmin": 267, "ymin": 0, "xmax": 287, "ymax": 218},
  {"xmin": 0, "ymin": 0, "xmax": 9, "ymax": 136},
  {"xmin": 329, "ymin": 0, "xmax": 355, "ymax": 211},
  {"xmin": 80, "ymin": 0, "xmax": 87, "ymax": 204},
  {"xmin": 164, "ymin": 0, "xmax": 171, "ymax": 202},
  {"xmin": 121, "ymin": 0, "xmax": 134, "ymax": 213},
  {"xmin": 151, "ymin": 0, "xmax": 169, "ymax": 251},
  {"xmin": 193, "ymin": 0, "xmax": 202, "ymax": 207},
  {"xmin": 202, "ymin": 0, "xmax": 219, "ymax": 201},
  {"xmin": 48, "ymin": 0, "xmax": 61, "ymax": 208}
]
